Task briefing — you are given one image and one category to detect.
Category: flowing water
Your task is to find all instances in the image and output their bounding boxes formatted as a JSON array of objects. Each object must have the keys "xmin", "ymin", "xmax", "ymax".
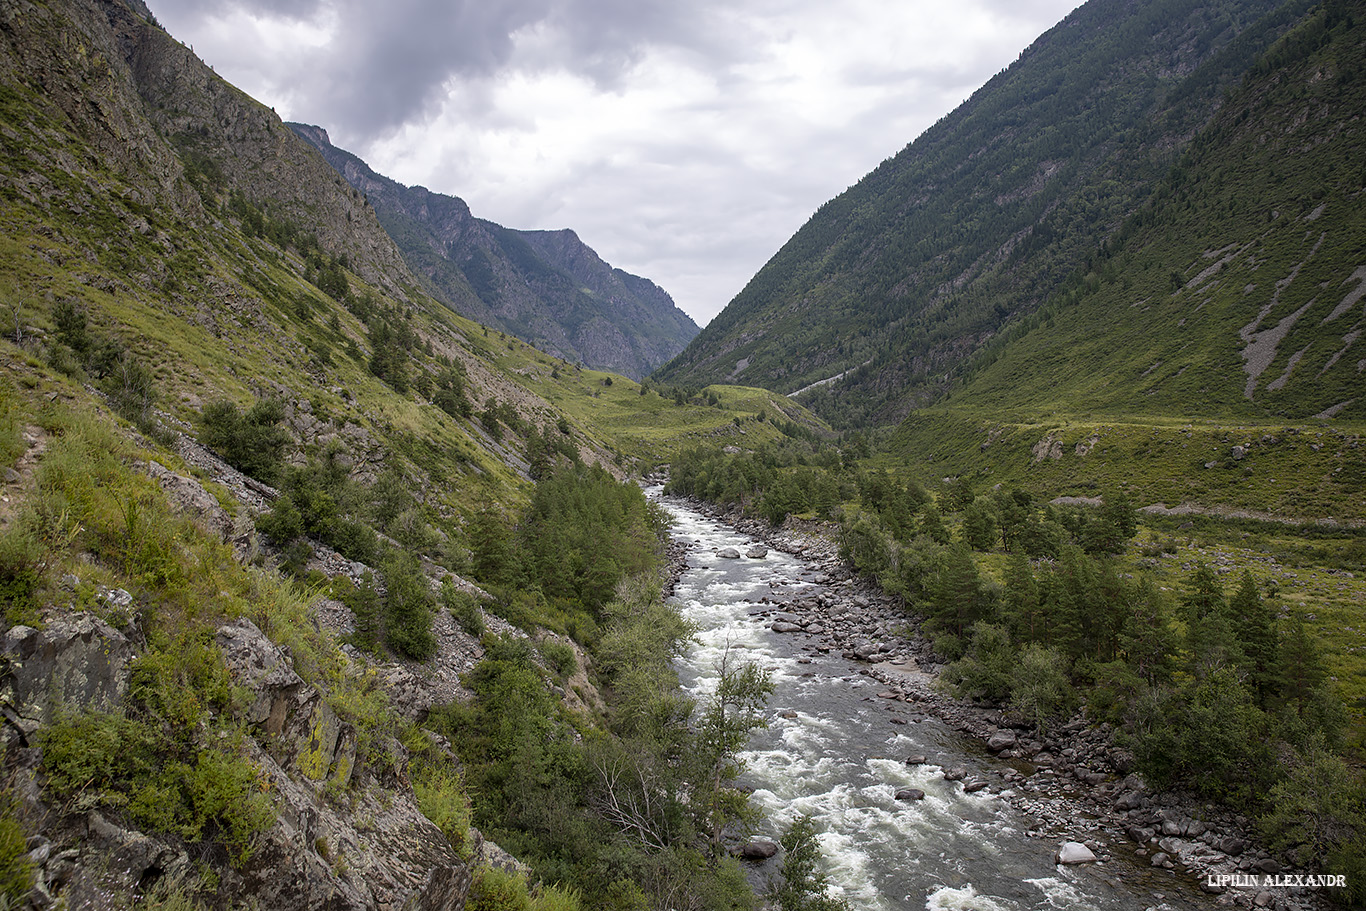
[{"xmin": 657, "ymin": 493, "xmax": 1213, "ymax": 911}]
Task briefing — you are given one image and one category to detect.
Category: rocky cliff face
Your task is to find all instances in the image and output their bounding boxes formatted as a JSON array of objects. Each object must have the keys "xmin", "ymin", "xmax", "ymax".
[
  {"xmin": 0, "ymin": 0, "xmax": 417, "ymax": 300},
  {"xmin": 290, "ymin": 124, "xmax": 700, "ymax": 379},
  {"xmin": 2, "ymin": 610, "xmax": 471, "ymax": 910}
]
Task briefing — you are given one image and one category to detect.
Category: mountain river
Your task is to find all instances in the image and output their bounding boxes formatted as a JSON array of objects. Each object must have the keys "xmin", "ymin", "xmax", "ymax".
[{"xmin": 655, "ymin": 492, "xmax": 1215, "ymax": 911}]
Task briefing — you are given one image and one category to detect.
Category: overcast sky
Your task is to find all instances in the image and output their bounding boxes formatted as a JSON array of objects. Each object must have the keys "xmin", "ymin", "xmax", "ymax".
[{"xmin": 152, "ymin": 0, "xmax": 1082, "ymax": 327}]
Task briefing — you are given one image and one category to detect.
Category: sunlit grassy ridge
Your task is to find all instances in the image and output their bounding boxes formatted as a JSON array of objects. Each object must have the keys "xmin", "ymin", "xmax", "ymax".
[{"xmin": 888, "ymin": 412, "xmax": 1366, "ymax": 522}]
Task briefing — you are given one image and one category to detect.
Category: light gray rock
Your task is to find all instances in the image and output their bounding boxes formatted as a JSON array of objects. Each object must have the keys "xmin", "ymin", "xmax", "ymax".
[
  {"xmin": 215, "ymin": 619, "xmax": 356, "ymax": 787},
  {"xmin": 1, "ymin": 615, "xmax": 137, "ymax": 724},
  {"xmin": 142, "ymin": 459, "xmax": 234, "ymax": 540},
  {"xmin": 717, "ymin": 547, "xmax": 742, "ymax": 559},
  {"xmin": 1056, "ymin": 842, "xmax": 1097, "ymax": 864},
  {"xmin": 986, "ymin": 729, "xmax": 1017, "ymax": 752}
]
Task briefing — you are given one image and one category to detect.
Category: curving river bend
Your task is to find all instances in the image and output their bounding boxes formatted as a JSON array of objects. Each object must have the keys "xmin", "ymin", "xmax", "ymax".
[{"xmin": 656, "ymin": 492, "xmax": 1213, "ymax": 911}]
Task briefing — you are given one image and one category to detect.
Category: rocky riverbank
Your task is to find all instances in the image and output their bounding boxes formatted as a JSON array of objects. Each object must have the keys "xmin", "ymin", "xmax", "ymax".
[{"xmin": 663, "ymin": 494, "xmax": 1332, "ymax": 911}]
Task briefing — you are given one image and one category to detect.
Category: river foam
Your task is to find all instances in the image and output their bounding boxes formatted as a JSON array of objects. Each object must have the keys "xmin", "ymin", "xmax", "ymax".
[{"xmin": 657, "ymin": 492, "xmax": 1212, "ymax": 911}]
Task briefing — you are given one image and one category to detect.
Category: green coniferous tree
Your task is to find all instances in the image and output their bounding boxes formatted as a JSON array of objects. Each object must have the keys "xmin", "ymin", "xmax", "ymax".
[
  {"xmin": 1229, "ymin": 570, "xmax": 1278, "ymax": 706},
  {"xmin": 1001, "ymin": 553, "xmax": 1042, "ymax": 644}
]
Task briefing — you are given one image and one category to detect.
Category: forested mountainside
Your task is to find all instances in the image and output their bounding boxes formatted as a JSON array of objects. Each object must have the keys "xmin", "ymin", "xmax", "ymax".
[
  {"xmin": 654, "ymin": 0, "xmax": 1314, "ymax": 428},
  {"xmin": 290, "ymin": 125, "xmax": 699, "ymax": 380},
  {"xmin": 876, "ymin": 0, "xmax": 1366, "ymax": 527},
  {"xmin": 938, "ymin": 0, "xmax": 1366, "ymax": 423},
  {"xmin": 0, "ymin": 0, "xmax": 813, "ymax": 907}
]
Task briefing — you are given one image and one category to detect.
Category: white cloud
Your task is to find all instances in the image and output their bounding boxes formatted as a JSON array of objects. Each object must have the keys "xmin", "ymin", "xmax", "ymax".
[{"xmin": 152, "ymin": 0, "xmax": 1081, "ymax": 325}]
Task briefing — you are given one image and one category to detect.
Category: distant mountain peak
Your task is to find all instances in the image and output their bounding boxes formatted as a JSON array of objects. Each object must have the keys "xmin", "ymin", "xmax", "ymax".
[{"xmin": 290, "ymin": 123, "xmax": 698, "ymax": 379}]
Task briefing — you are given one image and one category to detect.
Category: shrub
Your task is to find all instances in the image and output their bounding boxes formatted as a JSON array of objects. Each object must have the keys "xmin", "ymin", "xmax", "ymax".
[
  {"xmin": 380, "ymin": 550, "xmax": 436, "ymax": 660},
  {"xmin": 197, "ymin": 398, "xmax": 291, "ymax": 484},
  {"xmin": 1009, "ymin": 645, "xmax": 1073, "ymax": 734},
  {"xmin": 412, "ymin": 765, "xmax": 472, "ymax": 858},
  {"xmin": 0, "ymin": 796, "xmax": 32, "ymax": 904},
  {"xmin": 770, "ymin": 815, "xmax": 850, "ymax": 911},
  {"xmin": 441, "ymin": 582, "xmax": 485, "ymax": 637},
  {"xmin": 0, "ymin": 522, "xmax": 44, "ymax": 626},
  {"xmin": 539, "ymin": 639, "xmax": 577, "ymax": 679},
  {"xmin": 466, "ymin": 867, "xmax": 533, "ymax": 911},
  {"xmin": 40, "ymin": 712, "xmax": 272, "ymax": 867}
]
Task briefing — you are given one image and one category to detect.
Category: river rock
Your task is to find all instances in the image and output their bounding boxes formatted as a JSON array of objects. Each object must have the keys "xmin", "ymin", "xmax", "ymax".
[
  {"xmin": 740, "ymin": 839, "xmax": 779, "ymax": 860},
  {"xmin": 1114, "ymin": 790, "xmax": 1145, "ymax": 811},
  {"xmin": 746, "ymin": 546, "xmax": 768, "ymax": 559},
  {"xmin": 963, "ymin": 780, "xmax": 989, "ymax": 794},
  {"xmin": 1150, "ymin": 852, "xmax": 1171, "ymax": 867},
  {"xmin": 895, "ymin": 788, "xmax": 925, "ymax": 802},
  {"xmin": 771, "ymin": 621, "xmax": 803, "ymax": 633},
  {"xmin": 943, "ymin": 768, "xmax": 968, "ymax": 782},
  {"xmin": 1157, "ymin": 837, "xmax": 1183, "ymax": 855},
  {"xmin": 853, "ymin": 641, "xmax": 882, "ymax": 661},
  {"xmin": 1056, "ymin": 842, "xmax": 1097, "ymax": 864},
  {"xmin": 717, "ymin": 547, "xmax": 742, "ymax": 559},
  {"xmin": 986, "ymin": 730, "xmax": 1017, "ymax": 752},
  {"xmin": 1216, "ymin": 836, "xmax": 1247, "ymax": 856},
  {"xmin": 904, "ymin": 755, "xmax": 927, "ymax": 766}
]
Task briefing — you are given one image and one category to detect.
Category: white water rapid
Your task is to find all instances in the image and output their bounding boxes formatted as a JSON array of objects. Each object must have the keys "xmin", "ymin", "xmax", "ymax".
[{"xmin": 657, "ymin": 493, "xmax": 1214, "ymax": 911}]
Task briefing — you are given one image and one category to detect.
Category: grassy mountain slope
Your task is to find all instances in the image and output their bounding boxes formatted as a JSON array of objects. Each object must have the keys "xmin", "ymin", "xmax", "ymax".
[
  {"xmin": 0, "ymin": 0, "xmax": 826, "ymax": 905},
  {"xmin": 889, "ymin": 0, "xmax": 1366, "ymax": 522},
  {"xmin": 0, "ymin": 0, "xmax": 797, "ymax": 508},
  {"xmin": 655, "ymin": 0, "xmax": 1307, "ymax": 427},
  {"xmin": 290, "ymin": 124, "xmax": 699, "ymax": 380}
]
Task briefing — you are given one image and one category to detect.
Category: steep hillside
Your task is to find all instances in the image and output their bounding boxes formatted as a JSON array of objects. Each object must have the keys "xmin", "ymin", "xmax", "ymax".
[
  {"xmin": 290, "ymin": 125, "xmax": 699, "ymax": 379},
  {"xmin": 886, "ymin": 0, "xmax": 1366, "ymax": 523},
  {"xmin": 0, "ymin": 1, "xmax": 818, "ymax": 906},
  {"xmin": 655, "ymin": 0, "xmax": 1309, "ymax": 428},
  {"xmin": 947, "ymin": 0, "xmax": 1366, "ymax": 423}
]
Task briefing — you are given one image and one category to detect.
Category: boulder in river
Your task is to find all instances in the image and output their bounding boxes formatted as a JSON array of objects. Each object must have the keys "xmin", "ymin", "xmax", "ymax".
[
  {"xmin": 717, "ymin": 547, "xmax": 742, "ymax": 559},
  {"xmin": 986, "ymin": 730, "xmax": 1017, "ymax": 752},
  {"xmin": 746, "ymin": 545, "xmax": 768, "ymax": 559},
  {"xmin": 1056, "ymin": 842, "xmax": 1097, "ymax": 865},
  {"xmin": 943, "ymin": 767, "xmax": 968, "ymax": 782},
  {"xmin": 895, "ymin": 788, "xmax": 925, "ymax": 802},
  {"xmin": 739, "ymin": 839, "xmax": 779, "ymax": 860}
]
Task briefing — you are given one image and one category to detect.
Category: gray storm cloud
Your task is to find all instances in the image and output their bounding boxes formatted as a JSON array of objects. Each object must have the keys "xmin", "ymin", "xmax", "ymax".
[
  {"xmin": 156, "ymin": 0, "xmax": 746, "ymax": 138},
  {"xmin": 151, "ymin": 0, "xmax": 1082, "ymax": 324}
]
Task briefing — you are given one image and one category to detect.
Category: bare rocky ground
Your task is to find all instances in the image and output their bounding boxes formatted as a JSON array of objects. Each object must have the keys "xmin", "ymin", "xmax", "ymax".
[{"xmin": 670, "ymin": 495, "xmax": 1333, "ymax": 911}]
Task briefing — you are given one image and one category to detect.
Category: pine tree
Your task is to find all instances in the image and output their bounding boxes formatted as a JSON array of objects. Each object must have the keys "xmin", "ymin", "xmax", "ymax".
[
  {"xmin": 1229, "ymin": 570, "xmax": 1278, "ymax": 705},
  {"xmin": 1001, "ymin": 553, "xmax": 1042, "ymax": 644}
]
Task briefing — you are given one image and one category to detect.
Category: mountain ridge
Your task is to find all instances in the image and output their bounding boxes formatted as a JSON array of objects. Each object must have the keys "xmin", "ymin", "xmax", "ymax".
[
  {"xmin": 653, "ymin": 0, "xmax": 1311, "ymax": 427},
  {"xmin": 289, "ymin": 124, "xmax": 699, "ymax": 380}
]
